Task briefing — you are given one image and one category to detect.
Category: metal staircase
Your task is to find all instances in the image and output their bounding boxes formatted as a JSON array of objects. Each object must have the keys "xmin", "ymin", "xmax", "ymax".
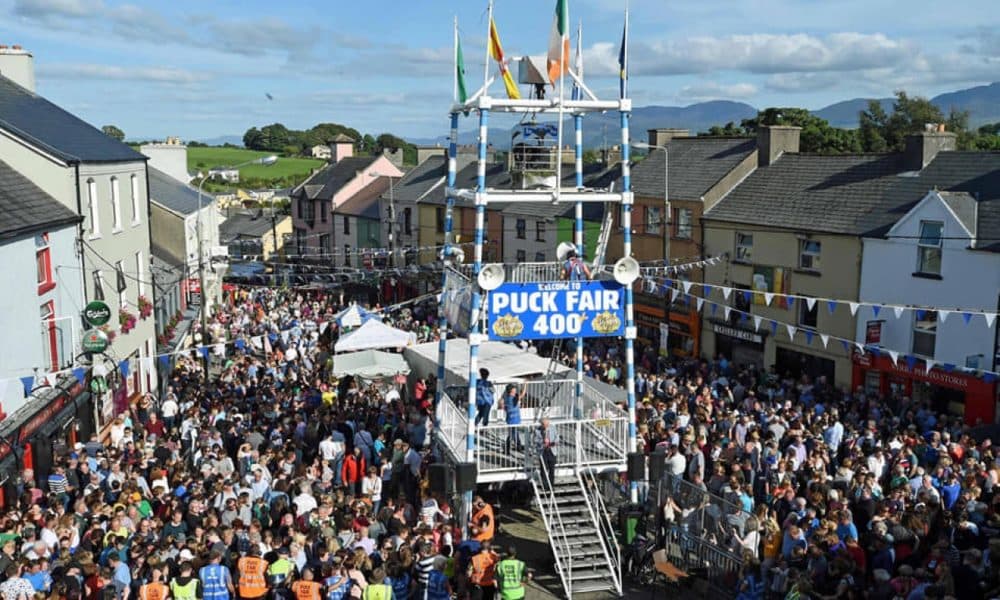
[{"xmin": 530, "ymin": 472, "xmax": 622, "ymax": 598}]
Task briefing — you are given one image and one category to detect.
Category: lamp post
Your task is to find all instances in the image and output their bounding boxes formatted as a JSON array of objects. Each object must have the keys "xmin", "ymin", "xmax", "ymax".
[
  {"xmin": 196, "ymin": 155, "xmax": 277, "ymax": 379},
  {"xmin": 632, "ymin": 141, "xmax": 670, "ymax": 356}
]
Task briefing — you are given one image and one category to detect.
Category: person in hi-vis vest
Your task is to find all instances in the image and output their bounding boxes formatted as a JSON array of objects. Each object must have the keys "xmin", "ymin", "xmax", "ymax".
[
  {"xmin": 236, "ymin": 545, "xmax": 269, "ymax": 600},
  {"xmin": 496, "ymin": 547, "xmax": 530, "ymax": 600}
]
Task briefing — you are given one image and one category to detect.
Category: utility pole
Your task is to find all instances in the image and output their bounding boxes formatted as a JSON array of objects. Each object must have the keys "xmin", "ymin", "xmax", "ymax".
[
  {"xmin": 270, "ymin": 202, "xmax": 279, "ymax": 259},
  {"xmin": 387, "ymin": 177, "xmax": 396, "ymax": 267}
]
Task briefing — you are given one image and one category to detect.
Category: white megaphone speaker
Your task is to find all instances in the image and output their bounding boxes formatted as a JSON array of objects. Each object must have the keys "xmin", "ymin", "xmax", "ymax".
[
  {"xmin": 556, "ymin": 241, "xmax": 577, "ymax": 262},
  {"xmin": 477, "ymin": 263, "xmax": 506, "ymax": 291},
  {"xmin": 612, "ymin": 256, "xmax": 641, "ymax": 285},
  {"xmin": 440, "ymin": 246, "xmax": 465, "ymax": 264}
]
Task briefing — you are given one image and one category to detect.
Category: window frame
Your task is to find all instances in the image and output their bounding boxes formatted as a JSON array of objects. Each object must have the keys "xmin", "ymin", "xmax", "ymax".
[
  {"xmin": 916, "ymin": 220, "xmax": 943, "ymax": 275},
  {"xmin": 343, "ymin": 215, "xmax": 350, "ymax": 235},
  {"xmin": 516, "ymin": 218, "xmax": 527, "ymax": 240},
  {"xmin": 646, "ymin": 205, "xmax": 663, "ymax": 235},
  {"xmin": 516, "ymin": 249, "xmax": 526, "ymax": 263},
  {"xmin": 87, "ymin": 179, "xmax": 100, "ymax": 238},
  {"xmin": 674, "ymin": 208, "xmax": 693, "ymax": 239},
  {"xmin": 36, "ymin": 232, "xmax": 55, "ymax": 295},
  {"xmin": 534, "ymin": 251, "xmax": 545, "ymax": 262},
  {"xmin": 799, "ymin": 239, "xmax": 822, "ymax": 271},
  {"xmin": 110, "ymin": 176, "xmax": 122, "ymax": 233},
  {"xmin": 735, "ymin": 232, "xmax": 753, "ymax": 263},
  {"xmin": 912, "ymin": 310, "xmax": 938, "ymax": 358},
  {"xmin": 135, "ymin": 250, "xmax": 145, "ymax": 297},
  {"xmin": 130, "ymin": 174, "xmax": 141, "ymax": 226},
  {"xmin": 404, "ymin": 207, "xmax": 412, "ymax": 235},
  {"xmin": 93, "ymin": 269, "xmax": 106, "ymax": 301},
  {"xmin": 799, "ymin": 295, "xmax": 818, "ymax": 329},
  {"xmin": 40, "ymin": 300, "xmax": 59, "ymax": 372},
  {"xmin": 535, "ymin": 220, "xmax": 546, "ymax": 242}
]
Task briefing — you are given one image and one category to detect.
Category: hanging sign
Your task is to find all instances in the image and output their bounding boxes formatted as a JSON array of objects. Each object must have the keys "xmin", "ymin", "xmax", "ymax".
[
  {"xmin": 83, "ymin": 300, "xmax": 112, "ymax": 326},
  {"xmin": 487, "ymin": 280, "xmax": 625, "ymax": 341},
  {"xmin": 81, "ymin": 328, "xmax": 110, "ymax": 353}
]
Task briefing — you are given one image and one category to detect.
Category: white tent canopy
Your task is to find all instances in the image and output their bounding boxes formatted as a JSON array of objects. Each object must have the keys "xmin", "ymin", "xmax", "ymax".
[
  {"xmin": 333, "ymin": 304, "xmax": 381, "ymax": 328},
  {"xmin": 333, "ymin": 350, "xmax": 409, "ymax": 379},
  {"xmin": 335, "ymin": 319, "xmax": 417, "ymax": 353}
]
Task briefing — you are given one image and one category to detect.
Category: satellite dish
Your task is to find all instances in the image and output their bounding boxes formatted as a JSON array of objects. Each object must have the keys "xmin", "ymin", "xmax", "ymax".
[
  {"xmin": 556, "ymin": 241, "xmax": 577, "ymax": 261},
  {"xmin": 477, "ymin": 263, "xmax": 506, "ymax": 291},
  {"xmin": 612, "ymin": 256, "xmax": 640, "ymax": 285}
]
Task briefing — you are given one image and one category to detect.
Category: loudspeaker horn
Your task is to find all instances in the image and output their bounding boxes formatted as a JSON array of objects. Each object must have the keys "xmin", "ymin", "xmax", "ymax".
[
  {"xmin": 612, "ymin": 256, "xmax": 641, "ymax": 285},
  {"xmin": 556, "ymin": 241, "xmax": 577, "ymax": 261},
  {"xmin": 477, "ymin": 263, "xmax": 506, "ymax": 291}
]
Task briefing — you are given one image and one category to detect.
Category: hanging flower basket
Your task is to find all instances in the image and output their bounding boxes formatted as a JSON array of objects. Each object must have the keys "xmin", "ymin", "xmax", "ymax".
[
  {"xmin": 138, "ymin": 295, "xmax": 153, "ymax": 319},
  {"xmin": 119, "ymin": 308, "xmax": 137, "ymax": 334},
  {"xmin": 98, "ymin": 324, "xmax": 116, "ymax": 343}
]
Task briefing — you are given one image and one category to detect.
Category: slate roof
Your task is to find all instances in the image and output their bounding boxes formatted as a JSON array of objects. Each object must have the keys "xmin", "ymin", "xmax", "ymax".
[
  {"xmin": 705, "ymin": 153, "xmax": 908, "ymax": 235},
  {"xmin": 149, "ymin": 167, "xmax": 209, "ymax": 216},
  {"xmin": 630, "ymin": 137, "xmax": 757, "ymax": 200},
  {"xmin": 390, "ymin": 155, "xmax": 448, "ymax": 204},
  {"xmin": 293, "ymin": 156, "xmax": 377, "ymax": 200},
  {"xmin": 0, "ymin": 75, "xmax": 146, "ymax": 163},
  {"xmin": 0, "ymin": 158, "xmax": 80, "ymax": 241},
  {"xmin": 339, "ymin": 177, "xmax": 396, "ymax": 219},
  {"xmin": 220, "ymin": 211, "xmax": 284, "ymax": 242},
  {"xmin": 862, "ymin": 151, "xmax": 1000, "ymax": 252},
  {"xmin": 938, "ymin": 191, "xmax": 978, "ymax": 236},
  {"xmin": 331, "ymin": 133, "xmax": 354, "ymax": 143}
]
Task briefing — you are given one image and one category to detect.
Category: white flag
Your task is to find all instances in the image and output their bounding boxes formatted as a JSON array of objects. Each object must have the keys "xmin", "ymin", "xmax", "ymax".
[
  {"xmin": 893, "ymin": 306, "xmax": 905, "ymax": 319},
  {"xmin": 753, "ymin": 316, "xmax": 762, "ymax": 331},
  {"xmin": 45, "ymin": 373, "xmax": 58, "ymax": 387},
  {"xmin": 723, "ymin": 306, "xmax": 731, "ymax": 320},
  {"xmin": 925, "ymin": 360, "xmax": 936, "ymax": 374},
  {"xmin": 722, "ymin": 287, "xmax": 732, "ymax": 301},
  {"xmin": 670, "ymin": 288, "xmax": 680, "ymax": 302},
  {"xmin": 786, "ymin": 324, "xmax": 797, "ymax": 339},
  {"xmin": 682, "ymin": 280, "xmax": 693, "ymax": 294},
  {"xmin": 214, "ymin": 343, "xmax": 226, "ymax": 356},
  {"xmin": 985, "ymin": 313, "xmax": 997, "ymax": 328},
  {"xmin": 888, "ymin": 350, "xmax": 899, "ymax": 364},
  {"xmin": 855, "ymin": 342, "xmax": 865, "ymax": 353},
  {"xmin": 939, "ymin": 310, "xmax": 950, "ymax": 323},
  {"xmin": 764, "ymin": 293, "xmax": 774, "ymax": 306},
  {"xmin": 696, "ymin": 298, "xmax": 704, "ymax": 312},
  {"xmin": 848, "ymin": 302, "xmax": 860, "ymax": 316},
  {"xmin": 820, "ymin": 334, "xmax": 829, "ymax": 348},
  {"xmin": 806, "ymin": 297, "xmax": 816, "ymax": 311}
]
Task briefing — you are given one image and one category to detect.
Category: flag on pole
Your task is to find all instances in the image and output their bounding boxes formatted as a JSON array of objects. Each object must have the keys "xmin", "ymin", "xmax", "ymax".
[
  {"xmin": 489, "ymin": 19, "xmax": 521, "ymax": 100},
  {"xmin": 547, "ymin": 0, "xmax": 570, "ymax": 84},
  {"xmin": 571, "ymin": 21, "xmax": 583, "ymax": 100},
  {"xmin": 456, "ymin": 33, "xmax": 469, "ymax": 103},
  {"xmin": 617, "ymin": 9, "xmax": 629, "ymax": 98}
]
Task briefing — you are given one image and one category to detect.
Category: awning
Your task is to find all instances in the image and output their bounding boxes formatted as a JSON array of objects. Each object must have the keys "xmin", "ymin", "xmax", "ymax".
[
  {"xmin": 333, "ymin": 304, "xmax": 382, "ymax": 328},
  {"xmin": 335, "ymin": 319, "xmax": 417, "ymax": 353},
  {"xmin": 333, "ymin": 350, "xmax": 410, "ymax": 379}
]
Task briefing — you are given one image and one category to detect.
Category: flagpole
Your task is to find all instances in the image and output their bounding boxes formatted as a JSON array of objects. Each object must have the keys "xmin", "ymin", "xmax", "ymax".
[
  {"xmin": 555, "ymin": 0, "xmax": 566, "ymax": 202},
  {"xmin": 484, "ymin": 0, "xmax": 493, "ymax": 91},
  {"xmin": 453, "ymin": 15, "xmax": 459, "ymax": 103},
  {"xmin": 623, "ymin": 2, "xmax": 630, "ymax": 99}
]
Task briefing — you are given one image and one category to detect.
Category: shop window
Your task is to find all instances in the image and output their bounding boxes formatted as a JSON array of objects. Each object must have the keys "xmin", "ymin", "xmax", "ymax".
[
  {"xmin": 735, "ymin": 233, "xmax": 753, "ymax": 263},
  {"xmin": 799, "ymin": 239, "xmax": 821, "ymax": 271},
  {"xmin": 917, "ymin": 220, "xmax": 943, "ymax": 275},
  {"xmin": 732, "ymin": 284, "xmax": 751, "ymax": 326},
  {"xmin": 516, "ymin": 219, "xmax": 526, "ymax": 239},
  {"xmin": 912, "ymin": 310, "xmax": 937, "ymax": 357},
  {"xmin": 799, "ymin": 295, "xmax": 818, "ymax": 329}
]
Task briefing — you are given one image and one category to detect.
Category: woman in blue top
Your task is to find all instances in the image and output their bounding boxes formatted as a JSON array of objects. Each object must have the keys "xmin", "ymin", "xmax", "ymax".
[
  {"xmin": 424, "ymin": 557, "xmax": 451, "ymax": 600},
  {"xmin": 387, "ymin": 561, "xmax": 411, "ymax": 600},
  {"xmin": 501, "ymin": 384, "xmax": 524, "ymax": 454}
]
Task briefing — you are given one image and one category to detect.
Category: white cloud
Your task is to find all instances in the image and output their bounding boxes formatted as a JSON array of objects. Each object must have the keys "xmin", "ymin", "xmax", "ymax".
[
  {"xmin": 38, "ymin": 63, "xmax": 211, "ymax": 84},
  {"xmin": 677, "ymin": 81, "xmax": 758, "ymax": 101},
  {"xmin": 765, "ymin": 72, "xmax": 840, "ymax": 93},
  {"xmin": 12, "ymin": 0, "xmax": 100, "ymax": 20}
]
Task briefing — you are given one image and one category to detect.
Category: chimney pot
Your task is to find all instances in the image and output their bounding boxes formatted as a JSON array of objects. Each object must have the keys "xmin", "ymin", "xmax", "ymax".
[
  {"xmin": 11, "ymin": 45, "xmax": 21, "ymax": 50},
  {"xmin": 647, "ymin": 128, "xmax": 690, "ymax": 148},
  {"xmin": 904, "ymin": 131, "xmax": 956, "ymax": 170},
  {"xmin": 757, "ymin": 125, "xmax": 801, "ymax": 167},
  {"xmin": 937, "ymin": 123, "xmax": 946, "ymax": 133},
  {"xmin": 0, "ymin": 45, "xmax": 8, "ymax": 50}
]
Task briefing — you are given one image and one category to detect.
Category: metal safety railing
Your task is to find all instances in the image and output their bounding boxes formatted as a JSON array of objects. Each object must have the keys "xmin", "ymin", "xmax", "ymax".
[
  {"xmin": 529, "ymin": 471, "xmax": 575, "ymax": 599},
  {"xmin": 456, "ymin": 262, "xmax": 566, "ymax": 283},
  {"xmin": 436, "ymin": 391, "xmax": 468, "ymax": 459},
  {"xmin": 473, "ymin": 422, "xmax": 537, "ymax": 474},
  {"xmin": 663, "ymin": 527, "xmax": 744, "ymax": 593},
  {"xmin": 579, "ymin": 417, "xmax": 628, "ymax": 467},
  {"xmin": 580, "ymin": 468, "xmax": 623, "ymax": 596},
  {"xmin": 655, "ymin": 472, "xmax": 753, "ymax": 545}
]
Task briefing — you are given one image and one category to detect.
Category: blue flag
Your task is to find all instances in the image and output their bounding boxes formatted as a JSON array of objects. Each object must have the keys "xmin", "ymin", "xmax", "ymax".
[
  {"xmin": 73, "ymin": 368, "xmax": 87, "ymax": 385},
  {"xmin": 159, "ymin": 354, "xmax": 170, "ymax": 368},
  {"xmin": 119, "ymin": 360, "xmax": 130, "ymax": 379},
  {"xmin": 20, "ymin": 376, "xmax": 34, "ymax": 397},
  {"xmin": 617, "ymin": 13, "xmax": 628, "ymax": 99}
]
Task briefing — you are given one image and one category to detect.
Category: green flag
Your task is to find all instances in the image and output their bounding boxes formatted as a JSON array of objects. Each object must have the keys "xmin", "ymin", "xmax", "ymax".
[{"xmin": 457, "ymin": 36, "xmax": 468, "ymax": 103}]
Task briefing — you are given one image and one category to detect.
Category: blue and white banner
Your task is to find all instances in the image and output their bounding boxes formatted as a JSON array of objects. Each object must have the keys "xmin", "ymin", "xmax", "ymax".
[{"xmin": 487, "ymin": 281, "xmax": 625, "ymax": 341}]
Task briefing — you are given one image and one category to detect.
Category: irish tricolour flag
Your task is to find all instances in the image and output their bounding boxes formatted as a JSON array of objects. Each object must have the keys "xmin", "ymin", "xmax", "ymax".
[{"xmin": 546, "ymin": 0, "xmax": 569, "ymax": 84}]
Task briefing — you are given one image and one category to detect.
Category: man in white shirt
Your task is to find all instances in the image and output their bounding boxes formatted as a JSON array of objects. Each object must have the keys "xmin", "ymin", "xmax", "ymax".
[
  {"xmin": 666, "ymin": 445, "xmax": 687, "ymax": 477},
  {"xmin": 293, "ymin": 484, "xmax": 317, "ymax": 517}
]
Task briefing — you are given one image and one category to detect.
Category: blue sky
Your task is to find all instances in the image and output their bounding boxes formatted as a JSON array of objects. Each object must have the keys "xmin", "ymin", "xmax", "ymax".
[{"xmin": 1, "ymin": 0, "xmax": 997, "ymax": 141}]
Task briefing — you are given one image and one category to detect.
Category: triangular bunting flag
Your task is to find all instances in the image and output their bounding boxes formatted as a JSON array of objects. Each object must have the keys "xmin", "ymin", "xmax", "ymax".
[
  {"xmin": 805, "ymin": 330, "xmax": 814, "ymax": 345},
  {"xmin": 840, "ymin": 339, "xmax": 851, "ymax": 352},
  {"xmin": 710, "ymin": 303, "xmax": 717, "ymax": 316},
  {"xmin": 925, "ymin": 360, "xmax": 936, "ymax": 374},
  {"xmin": 770, "ymin": 320, "xmax": 779, "ymax": 336},
  {"xmin": 872, "ymin": 305, "xmax": 881, "ymax": 318},
  {"xmin": 723, "ymin": 307, "xmax": 731, "ymax": 320},
  {"xmin": 20, "ymin": 376, "xmax": 34, "ymax": 397},
  {"xmin": 722, "ymin": 287, "xmax": 732, "ymax": 301},
  {"xmin": 45, "ymin": 373, "xmax": 57, "ymax": 387},
  {"xmin": 764, "ymin": 293, "xmax": 774, "ymax": 306},
  {"xmin": 827, "ymin": 300, "xmax": 837, "ymax": 314},
  {"xmin": 159, "ymin": 354, "xmax": 170, "ymax": 368},
  {"xmin": 143, "ymin": 357, "xmax": 155, "ymax": 374},
  {"xmin": 905, "ymin": 355, "xmax": 917, "ymax": 370},
  {"xmin": 806, "ymin": 297, "xmax": 816, "ymax": 311},
  {"xmin": 280, "ymin": 330, "xmax": 290, "ymax": 343},
  {"xmin": 787, "ymin": 297, "xmax": 795, "ymax": 310},
  {"xmin": 849, "ymin": 302, "xmax": 859, "ymax": 316},
  {"xmin": 739, "ymin": 312, "xmax": 748, "ymax": 324},
  {"xmin": 753, "ymin": 316, "xmax": 762, "ymax": 331},
  {"xmin": 819, "ymin": 334, "xmax": 829, "ymax": 348},
  {"xmin": 73, "ymin": 367, "xmax": 87, "ymax": 385},
  {"xmin": 887, "ymin": 350, "xmax": 899, "ymax": 365},
  {"xmin": 855, "ymin": 342, "xmax": 865, "ymax": 354},
  {"xmin": 670, "ymin": 288, "xmax": 680, "ymax": 303},
  {"xmin": 198, "ymin": 347, "xmax": 210, "ymax": 359},
  {"xmin": 893, "ymin": 306, "xmax": 905, "ymax": 319},
  {"xmin": 985, "ymin": 372, "xmax": 998, "ymax": 383},
  {"xmin": 235, "ymin": 339, "xmax": 246, "ymax": 351},
  {"xmin": 119, "ymin": 359, "xmax": 130, "ymax": 378},
  {"xmin": 786, "ymin": 324, "xmax": 796, "ymax": 340},
  {"xmin": 871, "ymin": 346, "xmax": 881, "ymax": 357},
  {"xmin": 214, "ymin": 343, "xmax": 226, "ymax": 356},
  {"xmin": 939, "ymin": 310, "xmax": 950, "ymax": 323},
  {"xmin": 943, "ymin": 363, "xmax": 955, "ymax": 372},
  {"xmin": 682, "ymin": 281, "xmax": 693, "ymax": 294},
  {"xmin": 985, "ymin": 313, "xmax": 996, "ymax": 328},
  {"xmin": 742, "ymin": 290, "xmax": 752, "ymax": 304},
  {"xmin": 696, "ymin": 298, "xmax": 704, "ymax": 312},
  {"xmin": 916, "ymin": 309, "xmax": 926, "ymax": 321},
  {"xmin": 962, "ymin": 312, "xmax": 972, "ymax": 324}
]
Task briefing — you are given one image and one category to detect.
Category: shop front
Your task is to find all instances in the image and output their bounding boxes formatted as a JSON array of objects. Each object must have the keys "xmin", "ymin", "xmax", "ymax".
[
  {"xmin": 710, "ymin": 320, "xmax": 766, "ymax": 369},
  {"xmin": 776, "ymin": 345, "xmax": 837, "ymax": 385},
  {"xmin": 852, "ymin": 353, "xmax": 998, "ymax": 425},
  {"xmin": 635, "ymin": 293, "xmax": 700, "ymax": 358}
]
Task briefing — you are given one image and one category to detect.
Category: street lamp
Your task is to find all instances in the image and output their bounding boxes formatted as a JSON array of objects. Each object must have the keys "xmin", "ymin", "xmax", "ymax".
[
  {"xmin": 632, "ymin": 140, "xmax": 670, "ymax": 357},
  {"xmin": 196, "ymin": 155, "xmax": 277, "ymax": 378}
]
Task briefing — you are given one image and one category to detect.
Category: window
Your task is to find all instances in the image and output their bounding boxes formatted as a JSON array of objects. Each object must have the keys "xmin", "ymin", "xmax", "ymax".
[
  {"xmin": 535, "ymin": 252, "xmax": 545, "ymax": 262},
  {"xmin": 516, "ymin": 249, "xmax": 526, "ymax": 263},
  {"xmin": 799, "ymin": 295, "xmax": 818, "ymax": 329},
  {"xmin": 40, "ymin": 301, "xmax": 58, "ymax": 371},
  {"xmin": 735, "ymin": 233, "xmax": 753, "ymax": 263},
  {"xmin": 116, "ymin": 261, "xmax": 127, "ymax": 307},
  {"xmin": 674, "ymin": 208, "xmax": 692, "ymax": 239},
  {"xmin": 344, "ymin": 245, "xmax": 351, "ymax": 267},
  {"xmin": 321, "ymin": 202, "xmax": 328, "ymax": 223},
  {"xmin": 110, "ymin": 177, "xmax": 122, "ymax": 232},
  {"xmin": 404, "ymin": 207, "xmax": 412, "ymax": 235},
  {"xmin": 296, "ymin": 229, "xmax": 306, "ymax": 256},
  {"xmin": 799, "ymin": 239, "xmax": 821, "ymax": 271},
  {"xmin": 319, "ymin": 234, "xmax": 331, "ymax": 253},
  {"xmin": 93, "ymin": 269, "xmax": 106, "ymax": 301},
  {"xmin": 536, "ymin": 221, "xmax": 545, "ymax": 242},
  {"xmin": 912, "ymin": 311, "xmax": 937, "ymax": 357},
  {"xmin": 343, "ymin": 215, "xmax": 350, "ymax": 235},
  {"xmin": 733, "ymin": 284, "xmax": 751, "ymax": 326},
  {"xmin": 87, "ymin": 179, "xmax": 100, "ymax": 237},
  {"xmin": 516, "ymin": 219, "xmax": 526, "ymax": 240},
  {"xmin": 436, "ymin": 207, "xmax": 445, "ymax": 234},
  {"xmin": 135, "ymin": 251, "xmax": 144, "ymax": 296},
  {"xmin": 36, "ymin": 232, "xmax": 55, "ymax": 294},
  {"xmin": 130, "ymin": 174, "xmax": 141, "ymax": 225},
  {"xmin": 646, "ymin": 206, "xmax": 662, "ymax": 235},
  {"xmin": 917, "ymin": 220, "xmax": 943, "ymax": 275}
]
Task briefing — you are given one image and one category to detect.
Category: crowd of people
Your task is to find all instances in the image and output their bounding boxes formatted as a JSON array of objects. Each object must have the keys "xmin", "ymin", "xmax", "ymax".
[{"xmin": 1, "ymin": 287, "xmax": 532, "ymax": 600}]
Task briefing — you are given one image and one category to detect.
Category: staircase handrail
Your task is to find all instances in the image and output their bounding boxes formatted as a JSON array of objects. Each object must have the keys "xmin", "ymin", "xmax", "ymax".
[
  {"xmin": 528, "ymin": 456, "xmax": 575, "ymax": 599},
  {"xmin": 579, "ymin": 468, "xmax": 623, "ymax": 596}
]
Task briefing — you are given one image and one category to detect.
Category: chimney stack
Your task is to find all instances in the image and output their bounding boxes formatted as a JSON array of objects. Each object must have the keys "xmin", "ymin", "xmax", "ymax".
[
  {"xmin": 757, "ymin": 125, "xmax": 801, "ymax": 167},
  {"xmin": 904, "ymin": 129, "xmax": 956, "ymax": 171},
  {"xmin": 647, "ymin": 128, "xmax": 690, "ymax": 148},
  {"xmin": 0, "ymin": 44, "xmax": 35, "ymax": 92}
]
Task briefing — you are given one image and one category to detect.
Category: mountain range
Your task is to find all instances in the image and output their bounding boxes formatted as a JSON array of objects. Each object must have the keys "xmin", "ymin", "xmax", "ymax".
[{"xmin": 406, "ymin": 81, "xmax": 1000, "ymax": 149}]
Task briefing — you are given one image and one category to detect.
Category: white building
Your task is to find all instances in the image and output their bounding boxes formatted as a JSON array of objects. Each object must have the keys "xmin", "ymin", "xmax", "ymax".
[
  {"xmin": 311, "ymin": 144, "xmax": 331, "ymax": 160},
  {"xmin": 208, "ymin": 167, "xmax": 240, "ymax": 183},
  {"xmin": 141, "ymin": 137, "xmax": 191, "ymax": 184}
]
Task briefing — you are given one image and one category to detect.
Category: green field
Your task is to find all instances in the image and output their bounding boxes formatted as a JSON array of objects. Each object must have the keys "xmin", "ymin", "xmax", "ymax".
[{"xmin": 186, "ymin": 147, "xmax": 325, "ymax": 189}]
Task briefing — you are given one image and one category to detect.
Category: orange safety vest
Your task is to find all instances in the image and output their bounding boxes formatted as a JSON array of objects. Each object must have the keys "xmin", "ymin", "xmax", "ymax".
[
  {"xmin": 139, "ymin": 582, "xmax": 168, "ymax": 600},
  {"xmin": 290, "ymin": 580, "xmax": 321, "ymax": 600},
  {"xmin": 238, "ymin": 556, "xmax": 269, "ymax": 597},
  {"xmin": 470, "ymin": 552, "xmax": 498, "ymax": 587},
  {"xmin": 472, "ymin": 505, "xmax": 495, "ymax": 541}
]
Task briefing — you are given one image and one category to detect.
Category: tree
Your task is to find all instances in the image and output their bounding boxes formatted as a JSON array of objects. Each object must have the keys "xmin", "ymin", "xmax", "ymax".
[
  {"xmin": 859, "ymin": 91, "xmax": 946, "ymax": 152},
  {"xmin": 101, "ymin": 125, "xmax": 125, "ymax": 141},
  {"xmin": 258, "ymin": 123, "xmax": 291, "ymax": 152},
  {"xmin": 243, "ymin": 127, "xmax": 264, "ymax": 150},
  {"xmin": 702, "ymin": 121, "xmax": 748, "ymax": 137},
  {"xmin": 739, "ymin": 107, "xmax": 860, "ymax": 154}
]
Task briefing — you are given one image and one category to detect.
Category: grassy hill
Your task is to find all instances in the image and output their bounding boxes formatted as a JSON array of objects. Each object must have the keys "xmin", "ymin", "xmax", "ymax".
[{"xmin": 187, "ymin": 147, "xmax": 324, "ymax": 189}]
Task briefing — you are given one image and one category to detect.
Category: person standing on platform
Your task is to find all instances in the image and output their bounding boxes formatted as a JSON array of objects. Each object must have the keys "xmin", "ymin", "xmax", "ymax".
[
  {"xmin": 538, "ymin": 418, "xmax": 559, "ymax": 492},
  {"xmin": 475, "ymin": 369, "xmax": 495, "ymax": 427},
  {"xmin": 561, "ymin": 248, "xmax": 592, "ymax": 281},
  {"xmin": 499, "ymin": 385, "xmax": 524, "ymax": 454}
]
